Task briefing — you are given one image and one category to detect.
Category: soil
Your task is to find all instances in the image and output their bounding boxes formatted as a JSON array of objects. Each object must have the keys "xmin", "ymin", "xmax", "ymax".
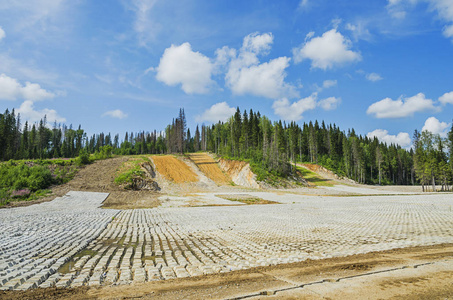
[
  {"xmin": 2, "ymin": 244, "xmax": 452, "ymax": 300},
  {"xmin": 188, "ymin": 153, "xmax": 230, "ymax": 185},
  {"xmin": 218, "ymin": 157, "xmax": 261, "ymax": 189},
  {"xmin": 152, "ymin": 155, "xmax": 198, "ymax": 183},
  {"xmin": 3, "ymin": 157, "xmax": 161, "ymax": 210}
]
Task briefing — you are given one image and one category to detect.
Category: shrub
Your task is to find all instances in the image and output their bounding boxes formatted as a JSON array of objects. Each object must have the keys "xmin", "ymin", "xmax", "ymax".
[{"xmin": 77, "ymin": 149, "xmax": 91, "ymax": 165}]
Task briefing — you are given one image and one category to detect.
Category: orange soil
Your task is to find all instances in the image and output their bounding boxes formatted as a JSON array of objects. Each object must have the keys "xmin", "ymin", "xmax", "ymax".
[
  {"xmin": 152, "ymin": 155, "xmax": 198, "ymax": 183},
  {"xmin": 188, "ymin": 153, "xmax": 231, "ymax": 184}
]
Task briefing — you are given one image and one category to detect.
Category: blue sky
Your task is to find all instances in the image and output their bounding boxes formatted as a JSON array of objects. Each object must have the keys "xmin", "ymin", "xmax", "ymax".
[{"xmin": 0, "ymin": 0, "xmax": 452, "ymax": 147}]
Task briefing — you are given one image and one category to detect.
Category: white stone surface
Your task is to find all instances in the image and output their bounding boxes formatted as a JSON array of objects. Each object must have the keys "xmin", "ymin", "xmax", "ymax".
[
  {"xmin": 1, "ymin": 192, "xmax": 453, "ymax": 290},
  {"xmin": 0, "ymin": 191, "xmax": 118, "ymax": 290}
]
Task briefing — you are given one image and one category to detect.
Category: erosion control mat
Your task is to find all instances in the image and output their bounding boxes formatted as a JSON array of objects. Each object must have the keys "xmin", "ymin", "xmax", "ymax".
[
  {"xmin": 188, "ymin": 153, "xmax": 231, "ymax": 184},
  {"xmin": 2, "ymin": 244, "xmax": 452, "ymax": 300},
  {"xmin": 152, "ymin": 155, "xmax": 198, "ymax": 183}
]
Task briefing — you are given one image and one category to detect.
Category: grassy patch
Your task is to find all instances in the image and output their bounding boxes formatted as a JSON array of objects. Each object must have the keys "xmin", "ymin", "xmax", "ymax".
[
  {"xmin": 216, "ymin": 194, "xmax": 279, "ymax": 205},
  {"xmin": 114, "ymin": 156, "xmax": 150, "ymax": 187},
  {"xmin": 296, "ymin": 166, "xmax": 335, "ymax": 187}
]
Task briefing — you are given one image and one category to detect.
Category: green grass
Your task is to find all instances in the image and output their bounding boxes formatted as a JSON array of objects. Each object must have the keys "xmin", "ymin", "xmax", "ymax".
[
  {"xmin": 296, "ymin": 166, "xmax": 335, "ymax": 187},
  {"xmin": 114, "ymin": 156, "xmax": 150, "ymax": 187}
]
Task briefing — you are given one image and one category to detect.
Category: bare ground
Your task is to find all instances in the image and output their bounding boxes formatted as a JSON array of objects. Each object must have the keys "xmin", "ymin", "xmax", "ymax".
[
  {"xmin": 3, "ymin": 157, "xmax": 161, "ymax": 210},
  {"xmin": 2, "ymin": 244, "xmax": 452, "ymax": 300},
  {"xmin": 188, "ymin": 153, "xmax": 231, "ymax": 185}
]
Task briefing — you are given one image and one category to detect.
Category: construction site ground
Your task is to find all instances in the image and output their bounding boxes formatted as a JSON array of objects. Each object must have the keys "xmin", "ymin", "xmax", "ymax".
[{"xmin": 1, "ymin": 153, "xmax": 452, "ymax": 299}]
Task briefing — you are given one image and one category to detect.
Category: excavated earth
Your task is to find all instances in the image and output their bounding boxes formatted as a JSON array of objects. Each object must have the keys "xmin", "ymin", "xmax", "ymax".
[{"xmin": 1, "ymin": 154, "xmax": 453, "ymax": 299}]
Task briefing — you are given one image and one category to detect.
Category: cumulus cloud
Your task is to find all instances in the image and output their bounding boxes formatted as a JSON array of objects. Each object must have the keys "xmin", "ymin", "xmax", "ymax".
[
  {"xmin": 224, "ymin": 32, "xmax": 297, "ymax": 99},
  {"xmin": 366, "ymin": 72, "xmax": 383, "ymax": 82},
  {"xmin": 17, "ymin": 100, "xmax": 65, "ymax": 123},
  {"xmin": 0, "ymin": 73, "xmax": 55, "ymax": 101},
  {"xmin": 102, "ymin": 109, "xmax": 128, "ymax": 119},
  {"xmin": 422, "ymin": 116, "xmax": 450, "ymax": 137},
  {"xmin": 367, "ymin": 129, "xmax": 412, "ymax": 148},
  {"xmin": 196, "ymin": 102, "xmax": 236, "ymax": 123},
  {"xmin": 227, "ymin": 57, "xmax": 294, "ymax": 99},
  {"xmin": 156, "ymin": 42, "xmax": 215, "ymax": 94},
  {"xmin": 0, "ymin": 27, "xmax": 5, "ymax": 41},
  {"xmin": 272, "ymin": 94, "xmax": 317, "ymax": 121},
  {"xmin": 318, "ymin": 96, "xmax": 341, "ymax": 110},
  {"xmin": 292, "ymin": 28, "xmax": 361, "ymax": 70},
  {"xmin": 439, "ymin": 91, "xmax": 453, "ymax": 105},
  {"xmin": 242, "ymin": 32, "xmax": 273, "ymax": 54},
  {"xmin": 367, "ymin": 92, "xmax": 438, "ymax": 118}
]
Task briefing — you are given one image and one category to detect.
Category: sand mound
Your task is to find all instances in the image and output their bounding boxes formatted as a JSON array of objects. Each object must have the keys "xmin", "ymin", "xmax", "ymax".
[
  {"xmin": 152, "ymin": 155, "xmax": 198, "ymax": 183},
  {"xmin": 188, "ymin": 153, "xmax": 231, "ymax": 185},
  {"xmin": 218, "ymin": 158, "xmax": 260, "ymax": 189}
]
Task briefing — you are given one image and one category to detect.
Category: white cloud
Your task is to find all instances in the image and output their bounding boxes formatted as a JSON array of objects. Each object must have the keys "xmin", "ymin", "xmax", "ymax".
[
  {"xmin": 323, "ymin": 79, "xmax": 337, "ymax": 89},
  {"xmin": 444, "ymin": 24, "xmax": 453, "ymax": 38},
  {"xmin": 366, "ymin": 72, "xmax": 383, "ymax": 82},
  {"xmin": 428, "ymin": 0, "xmax": 453, "ymax": 39},
  {"xmin": 292, "ymin": 28, "xmax": 361, "ymax": 70},
  {"xmin": 242, "ymin": 32, "xmax": 273, "ymax": 54},
  {"xmin": 367, "ymin": 129, "xmax": 412, "ymax": 148},
  {"xmin": 0, "ymin": 27, "xmax": 5, "ymax": 41},
  {"xmin": 17, "ymin": 100, "xmax": 65, "ymax": 123},
  {"xmin": 214, "ymin": 46, "xmax": 236, "ymax": 72},
  {"xmin": 102, "ymin": 109, "xmax": 128, "ymax": 119},
  {"xmin": 156, "ymin": 42, "xmax": 214, "ymax": 94},
  {"xmin": 127, "ymin": 0, "xmax": 159, "ymax": 46},
  {"xmin": 225, "ymin": 32, "xmax": 297, "ymax": 99},
  {"xmin": 318, "ymin": 96, "xmax": 341, "ymax": 110},
  {"xmin": 387, "ymin": 0, "xmax": 453, "ymax": 40},
  {"xmin": 0, "ymin": 73, "xmax": 55, "ymax": 101},
  {"xmin": 227, "ymin": 57, "xmax": 295, "ymax": 99},
  {"xmin": 367, "ymin": 93, "xmax": 438, "ymax": 118},
  {"xmin": 0, "ymin": 1, "xmax": 76, "ymax": 43},
  {"xmin": 196, "ymin": 102, "xmax": 236, "ymax": 123},
  {"xmin": 272, "ymin": 94, "xmax": 317, "ymax": 121},
  {"xmin": 346, "ymin": 22, "xmax": 372, "ymax": 41},
  {"xmin": 422, "ymin": 116, "xmax": 450, "ymax": 137},
  {"xmin": 439, "ymin": 91, "xmax": 453, "ymax": 105}
]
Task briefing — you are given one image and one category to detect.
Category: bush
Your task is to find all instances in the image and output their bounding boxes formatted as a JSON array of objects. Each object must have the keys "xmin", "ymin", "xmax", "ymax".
[
  {"xmin": 93, "ymin": 145, "xmax": 113, "ymax": 160},
  {"xmin": 77, "ymin": 149, "xmax": 91, "ymax": 165},
  {"xmin": 0, "ymin": 163, "xmax": 53, "ymax": 192}
]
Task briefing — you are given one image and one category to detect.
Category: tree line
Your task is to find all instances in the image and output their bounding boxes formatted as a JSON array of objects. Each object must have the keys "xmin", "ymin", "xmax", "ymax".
[{"xmin": 1, "ymin": 107, "xmax": 452, "ymax": 189}]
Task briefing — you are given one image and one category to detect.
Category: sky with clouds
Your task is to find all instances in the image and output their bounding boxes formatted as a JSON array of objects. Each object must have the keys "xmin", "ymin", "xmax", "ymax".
[{"xmin": 0, "ymin": 0, "xmax": 452, "ymax": 148}]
